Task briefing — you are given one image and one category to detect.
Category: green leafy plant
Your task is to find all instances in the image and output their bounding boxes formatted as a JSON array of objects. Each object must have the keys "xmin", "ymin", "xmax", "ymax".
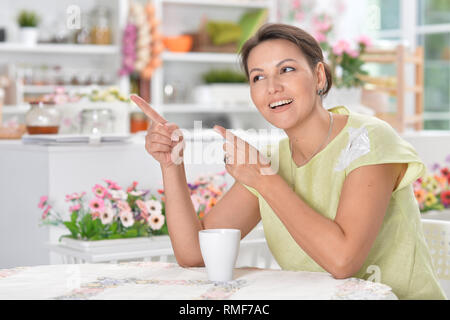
[
  {"xmin": 17, "ymin": 10, "xmax": 40, "ymax": 28},
  {"xmin": 202, "ymin": 69, "xmax": 247, "ymax": 84}
]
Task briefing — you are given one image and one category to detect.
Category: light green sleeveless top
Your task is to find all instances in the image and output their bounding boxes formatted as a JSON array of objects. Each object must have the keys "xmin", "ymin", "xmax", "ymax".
[{"xmin": 245, "ymin": 106, "xmax": 446, "ymax": 300}]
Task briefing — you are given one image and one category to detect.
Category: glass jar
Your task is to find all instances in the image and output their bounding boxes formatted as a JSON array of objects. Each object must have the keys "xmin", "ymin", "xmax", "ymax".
[
  {"xmin": 25, "ymin": 101, "xmax": 61, "ymax": 134},
  {"xmin": 80, "ymin": 108, "xmax": 114, "ymax": 135},
  {"xmin": 130, "ymin": 112, "xmax": 149, "ymax": 133},
  {"xmin": 89, "ymin": 5, "xmax": 112, "ymax": 45}
]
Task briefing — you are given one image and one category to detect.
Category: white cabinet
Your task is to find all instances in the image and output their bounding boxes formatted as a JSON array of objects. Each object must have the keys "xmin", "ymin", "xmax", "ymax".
[
  {"xmin": 0, "ymin": 0, "xmax": 127, "ymax": 108},
  {"xmin": 150, "ymin": 0, "xmax": 277, "ymax": 124}
]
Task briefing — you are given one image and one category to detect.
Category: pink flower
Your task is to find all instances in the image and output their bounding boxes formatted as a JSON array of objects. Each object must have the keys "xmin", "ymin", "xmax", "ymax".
[
  {"xmin": 357, "ymin": 35, "xmax": 372, "ymax": 48},
  {"xmin": 292, "ymin": 0, "xmax": 301, "ymax": 9},
  {"xmin": 42, "ymin": 205, "xmax": 51, "ymax": 219},
  {"xmin": 92, "ymin": 184, "xmax": 107, "ymax": 199},
  {"xmin": 126, "ymin": 181, "xmax": 138, "ymax": 193},
  {"xmin": 332, "ymin": 40, "xmax": 351, "ymax": 56},
  {"xmin": 348, "ymin": 49, "xmax": 359, "ymax": 58},
  {"xmin": 69, "ymin": 203, "xmax": 81, "ymax": 212},
  {"xmin": 295, "ymin": 11, "xmax": 304, "ymax": 23},
  {"xmin": 104, "ymin": 179, "xmax": 122, "ymax": 190},
  {"xmin": 117, "ymin": 200, "xmax": 131, "ymax": 212},
  {"xmin": 38, "ymin": 196, "xmax": 48, "ymax": 209},
  {"xmin": 89, "ymin": 198, "xmax": 105, "ymax": 213},
  {"xmin": 312, "ymin": 14, "xmax": 332, "ymax": 33},
  {"xmin": 136, "ymin": 199, "xmax": 149, "ymax": 219},
  {"xmin": 65, "ymin": 192, "xmax": 86, "ymax": 202},
  {"xmin": 313, "ymin": 32, "xmax": 327, "ymax": 43}
]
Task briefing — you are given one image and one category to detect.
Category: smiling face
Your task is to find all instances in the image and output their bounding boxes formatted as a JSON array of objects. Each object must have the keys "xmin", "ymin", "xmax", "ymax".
[{"xmin": 247, "ymin": 38, "xmax": 325, "ymax": 129}]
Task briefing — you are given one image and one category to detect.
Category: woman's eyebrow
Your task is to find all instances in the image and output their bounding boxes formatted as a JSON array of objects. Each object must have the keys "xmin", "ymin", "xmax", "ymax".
[
  {"xmin": 276, "ymin": 58, "xmax": 297, "ymax": 67},
  {"xmin": 249, "ymin": 58, "xmax": 298, "ymax": 75}
]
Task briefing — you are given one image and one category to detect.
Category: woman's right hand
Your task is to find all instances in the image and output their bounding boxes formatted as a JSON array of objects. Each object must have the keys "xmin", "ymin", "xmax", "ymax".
[{"xmin": 130, "ymin": 94, "xmax": 185, "ymax": 169}]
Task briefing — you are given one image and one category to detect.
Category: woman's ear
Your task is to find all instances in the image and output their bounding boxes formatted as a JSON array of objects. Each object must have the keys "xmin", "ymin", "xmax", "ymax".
[{"xmin": 315, "ymin": 62, "xmax": 327, "ymax": 91}]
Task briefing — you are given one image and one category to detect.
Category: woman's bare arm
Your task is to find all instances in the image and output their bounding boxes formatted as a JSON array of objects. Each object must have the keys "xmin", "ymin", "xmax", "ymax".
[
  {"xmin": 130, "ymin": 95, "xmax": 261, "ymax": 268},
  {"xmin": 256, "ymin": 162, "xmax": 406, "ymax": 278},
  {"xmin": 163, "ymin": 162, "xmax": 261, "ymax": 267}
]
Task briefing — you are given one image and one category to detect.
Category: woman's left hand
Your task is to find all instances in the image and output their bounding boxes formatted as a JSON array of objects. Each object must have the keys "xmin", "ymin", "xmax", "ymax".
[{"xmin": 213, "ymin": 125, "xmax": 275, "ymax": 189}]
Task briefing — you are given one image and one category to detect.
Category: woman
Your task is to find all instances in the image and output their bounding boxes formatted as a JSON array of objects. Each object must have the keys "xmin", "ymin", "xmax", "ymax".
[{"xmin": 131, "ymin": 23, "xmax": 446, "ymax": 300}]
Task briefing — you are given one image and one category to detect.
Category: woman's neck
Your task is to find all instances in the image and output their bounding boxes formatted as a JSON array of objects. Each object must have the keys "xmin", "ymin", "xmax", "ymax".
[{"xmin": 285, "ymin": 105, "xmax": 332, "ymax": 165}]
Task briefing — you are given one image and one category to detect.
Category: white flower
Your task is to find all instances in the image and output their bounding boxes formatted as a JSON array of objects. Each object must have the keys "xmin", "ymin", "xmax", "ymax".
[
  {"xmin": 110, "ymin": 189, "xmax": 128, "ymax": 201},
  {"xmin": 120, "ymin": 211, "xmax": 134, "ymax": 228},
  {"xmin": 191, "ymin": 194, "xmax": 203, "ymax": 212},
  {"xmin": 129, "ymin": 190, "xmax": 145, "ymax": 197},
  {"xmin": 100, "ymin": 203, "xmax": 115, "ymax": 225},
  {"xmin": 148, "ymin": 213, "xmax": 165, "ymax": 230},
  {"xmin": 145, "ymin": 199, "xmax": 162, "ymax": 215}
]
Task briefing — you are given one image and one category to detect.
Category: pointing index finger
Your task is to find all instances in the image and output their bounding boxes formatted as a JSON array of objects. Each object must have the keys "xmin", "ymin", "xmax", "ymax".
[
  {"xmin": 130, "ymin": 94, "xmax": 167, "ymax": 124},
  {"xmin": 213, "ymin": 125, "xmax": 235, "ymax": 142},
  {"xmin": 213, "ymin": 125, "xmax": 246, "ymax": 147}
]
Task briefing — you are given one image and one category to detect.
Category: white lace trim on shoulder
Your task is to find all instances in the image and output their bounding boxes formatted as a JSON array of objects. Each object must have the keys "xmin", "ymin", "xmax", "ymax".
[{"xmin": 334, "ymin": 126, "xmax": 371, "ymax": 172}]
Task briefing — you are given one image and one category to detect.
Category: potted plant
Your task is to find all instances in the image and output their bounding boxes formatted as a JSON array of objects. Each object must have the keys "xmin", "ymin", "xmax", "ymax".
[
  {"xmin": 414, "ymin": 155, "xmax": 450, "ymax": 220},
  {"xmin": 306, "ymin": 13, "xmax": 371, "ymax": 109},
  {"xmin": 17, "ymin": 10, "xmax": 40, "ymax": 46},
  {"xmin": 38, "ymin": 172, "xmax": 228, "ymax": 253},
  {"xmin": 193, "ymin": 69, "xmax": 252, "ymax": 109}
]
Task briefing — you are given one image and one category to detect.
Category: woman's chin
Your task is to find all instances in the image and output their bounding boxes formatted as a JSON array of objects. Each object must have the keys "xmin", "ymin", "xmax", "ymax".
[{"xmin": 264, "ymin": 116, "xmax": 297, "ymax": 130}]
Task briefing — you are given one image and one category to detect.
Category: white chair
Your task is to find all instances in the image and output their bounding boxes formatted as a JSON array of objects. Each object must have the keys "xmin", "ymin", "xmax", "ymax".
[
  {"xmin": 237, "ymin": 222, "xmax": 280, "ymax": 269},
  {"xmin": 421, "ymin": 214, "xmax": 450, "ymax": 298}
]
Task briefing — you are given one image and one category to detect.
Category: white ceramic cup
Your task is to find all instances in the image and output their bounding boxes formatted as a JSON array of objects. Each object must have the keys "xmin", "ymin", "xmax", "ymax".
[{"xmin": 199, "ymin": 228, "xmax": 241, "ymax": 282}]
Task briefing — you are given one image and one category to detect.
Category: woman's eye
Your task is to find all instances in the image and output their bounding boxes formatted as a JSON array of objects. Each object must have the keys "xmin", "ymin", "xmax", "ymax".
[
  {"xmin": 281, "ymin": 66, "xmax": 295, "ymax": 73},
  {"xmin": 252, "ymin": 75, "xmax": 264, "ymax": 83}
]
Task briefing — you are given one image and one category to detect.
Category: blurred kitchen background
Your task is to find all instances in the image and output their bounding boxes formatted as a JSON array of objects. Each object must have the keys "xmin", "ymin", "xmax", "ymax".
[{"xmin": 0, "ymin": 0, "xmax": 447, "ymax": 135}]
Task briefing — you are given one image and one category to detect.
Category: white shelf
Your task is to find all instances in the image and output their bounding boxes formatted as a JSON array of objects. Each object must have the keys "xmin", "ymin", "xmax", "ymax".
[
  {"xmin": 0, "ymin": 43, "xmax": 119, "ymax": 55},
  {"xmin": 23, "ymin": 85, "xmax": 113, "ymax": 94},
  {"xmin": 2, "ymin": 105, "xmax": 30, "ymax": 114},
  {"xmin": 2, "ymin": 103, "xmax": 257, "ymax": 116},
  {"xmin": 162, "ymin": 51, "xmax": 239, "ymax": 63},
  {"xmin": 161, "ymin": 103, "xmax": 257, "ymax": 113},
  {"xmin": 161, "ymin": 0, "xmax": 272, "ymax": 8}
]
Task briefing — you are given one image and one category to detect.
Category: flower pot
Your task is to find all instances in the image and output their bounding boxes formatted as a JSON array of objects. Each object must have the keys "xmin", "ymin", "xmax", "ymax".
[
  {"xmin": 193, "ymin": 84, "xmax": 252, "ymax": 108},
  {"xmin": 52, "ymin": 235, "xmax": 174, "ymax": 263},
  {"xmin": 421, "ymin": 209, "xmax": 450, "ymax": 221},
  {"xmin": 19, "ymin": 27, "xmax": 38, "ymax": 46},
  {"xmin": 60, "ymin": 235, "xmax": 172, "ymax": 254}
]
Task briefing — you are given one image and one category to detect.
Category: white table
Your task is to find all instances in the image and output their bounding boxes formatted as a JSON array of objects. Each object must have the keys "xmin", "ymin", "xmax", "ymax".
[{"xmin": 0, "ymin": 261, "xmax": 397, "ymax": 300}]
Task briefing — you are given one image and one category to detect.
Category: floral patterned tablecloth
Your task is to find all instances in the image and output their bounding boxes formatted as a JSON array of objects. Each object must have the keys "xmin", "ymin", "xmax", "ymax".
[{"xmin": 0, "ymin": 261, "xmax": 397, "ymax": 300}]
